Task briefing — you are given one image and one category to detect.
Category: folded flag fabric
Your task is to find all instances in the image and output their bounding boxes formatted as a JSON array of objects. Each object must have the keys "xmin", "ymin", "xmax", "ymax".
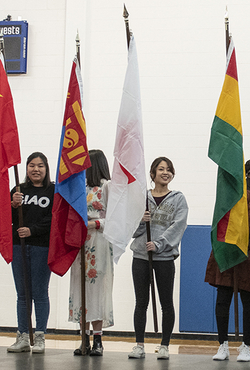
[
  {"xmin": 48, "ymin": 57, "xmax": 91, "ymax": 276},
  {"xmin": 208, "ymin": 38, "xmax": 248, "ymax": 272},
  {"xmin": 104, "ymin": 36, "xmax": 147, "ymax": 263},
  {"xmin": 0, "ymin": 51, "xmax": 21, "ymax": 264}
]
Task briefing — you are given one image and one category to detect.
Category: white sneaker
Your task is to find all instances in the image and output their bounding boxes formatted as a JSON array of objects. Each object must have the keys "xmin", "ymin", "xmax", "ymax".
[
  {"xmin": 156, "ymin": 345, "xmax": 169, "ymax": 360},
  {"xmin": 213, "ymin": 341, "xmax": 229, "ymax": 360},
  {"xmin": 7, "ymin": 331, "xmax": 30, "ymax": 353},
  {"xmin": 128, "ymin": 345, "xmax": 145, "ymax": 359},
  {"xmin": 237, "ymin": 342, "xmax": 250, "ymax": 362},
  {"xmin": 32, "ymin": 331, "xmax": 45, "ymax": 354}
]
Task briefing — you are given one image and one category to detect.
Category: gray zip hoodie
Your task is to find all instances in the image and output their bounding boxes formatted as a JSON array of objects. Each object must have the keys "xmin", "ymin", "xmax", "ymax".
[{"xmin": 130, "ymin": 189, "xmax": 188, "ymax": 261}]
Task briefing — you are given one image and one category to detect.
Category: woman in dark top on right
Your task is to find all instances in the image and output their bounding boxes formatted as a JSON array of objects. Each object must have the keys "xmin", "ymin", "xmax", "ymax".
[{"xmin": 205, "ymin": 160, "xmax": 250, "ymax": 362}]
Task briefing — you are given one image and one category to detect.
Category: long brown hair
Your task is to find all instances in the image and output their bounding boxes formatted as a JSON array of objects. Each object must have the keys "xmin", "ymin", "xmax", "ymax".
[{"xmin": 150, "ymin": 157, "xmax": 175, "ymax": 182}]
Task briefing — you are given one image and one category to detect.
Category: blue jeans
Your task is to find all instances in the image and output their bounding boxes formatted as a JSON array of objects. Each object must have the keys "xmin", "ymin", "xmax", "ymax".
[{"xmin": 12, "ymin": 244, "xmax": 51, "ymax": 333}]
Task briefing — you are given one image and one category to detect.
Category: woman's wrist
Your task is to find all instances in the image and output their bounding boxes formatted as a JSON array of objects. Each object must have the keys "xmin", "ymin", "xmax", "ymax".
[{"xmin": 11, "ymin": 201, "xmax": 19, "ymax": 208}]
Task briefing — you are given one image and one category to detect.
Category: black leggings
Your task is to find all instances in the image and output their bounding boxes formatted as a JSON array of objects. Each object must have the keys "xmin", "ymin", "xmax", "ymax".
[
  {"xmin": 216, "ymin": 285, "xmax": 250, "ymax": 345},
  {"xmin": 132, "ymin": 258, "xmax": 175, "ymax": 346}
]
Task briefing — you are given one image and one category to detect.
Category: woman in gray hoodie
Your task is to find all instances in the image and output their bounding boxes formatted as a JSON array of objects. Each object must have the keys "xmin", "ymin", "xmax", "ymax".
[{"xmin": 128, "ymin": 157, "xmax": 188, "ymax": 360}]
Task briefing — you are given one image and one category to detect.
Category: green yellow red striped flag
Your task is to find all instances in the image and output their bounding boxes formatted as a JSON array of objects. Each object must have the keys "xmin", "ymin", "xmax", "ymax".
[{"xmin": 208, "ymin": 38, "xmax": 249, "ymax": 272}]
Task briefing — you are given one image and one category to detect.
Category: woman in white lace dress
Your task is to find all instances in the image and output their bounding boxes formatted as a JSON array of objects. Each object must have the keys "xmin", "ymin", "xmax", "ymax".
[{"xmin": 69, "ymin": 149, "xmax": 113, "ymax": 356}]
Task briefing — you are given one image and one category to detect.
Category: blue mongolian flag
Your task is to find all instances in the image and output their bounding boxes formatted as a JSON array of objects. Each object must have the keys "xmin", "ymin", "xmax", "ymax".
[{"xmin": 48, "ymin": 57, "xmax": 91, "ymax": 276}]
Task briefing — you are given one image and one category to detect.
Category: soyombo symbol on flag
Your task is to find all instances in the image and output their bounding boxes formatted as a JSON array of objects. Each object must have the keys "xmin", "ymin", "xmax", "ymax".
[
  {"xmin": 208, "ymin": 38, "xmax": 249, "ymax": 272},
  {"xmin": 59, "ymin": 62, "xmax": 90, "ymax": 183},
  {"xmin": 48, "ymin": 57, "xmax": 91, "ymax": 276}
]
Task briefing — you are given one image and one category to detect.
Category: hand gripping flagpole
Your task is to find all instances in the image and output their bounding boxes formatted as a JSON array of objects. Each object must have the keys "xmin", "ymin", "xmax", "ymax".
[
  {"xmin": 0, "ymin": 30, "xmax": 34, "ymax": 346},
  {"xmin": 75, "ymin": 31, "xmax": 87, "ymax": 355},
  {"xmin": 123, "ymin": 4, "xmax": 158, "ymax": 333},
  {"xmin": 224, "ymin": 8, "xmax": 239, "ymax": 341}
]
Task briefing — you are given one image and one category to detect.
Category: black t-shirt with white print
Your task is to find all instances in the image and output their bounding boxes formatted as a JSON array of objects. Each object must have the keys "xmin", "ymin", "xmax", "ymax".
[{"xmin": 11, "ymin": 182, "xmax": 55, "ymax": 247}]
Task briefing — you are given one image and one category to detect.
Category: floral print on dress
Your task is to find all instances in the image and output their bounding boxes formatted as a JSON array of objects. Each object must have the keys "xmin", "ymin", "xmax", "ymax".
[
  {"xmin": 68, "ymin": 179, "xmax": 114, "ymax": 328},
  {"xmin": 85, "ymin": 184, "xmax": 106, "ymax": 285},
  {"xmin": 85, "ymin": 244, "xmax": 98, "ymax": 283},
  {"xmin": 87, "ymin": 188, "xmax": 104, "ymax": 214}
]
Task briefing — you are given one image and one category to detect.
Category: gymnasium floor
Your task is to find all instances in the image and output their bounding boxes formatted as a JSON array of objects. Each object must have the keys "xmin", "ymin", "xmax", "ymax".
[{"xmin": 0, "ymin": 334, "xmax": 249, "ymax": 370}]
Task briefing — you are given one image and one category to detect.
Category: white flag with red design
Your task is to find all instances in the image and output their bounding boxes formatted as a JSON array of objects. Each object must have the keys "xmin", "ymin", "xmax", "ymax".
[{"xmin": 104, "ymin": 36, "xmax": 147, "ymax": 263}]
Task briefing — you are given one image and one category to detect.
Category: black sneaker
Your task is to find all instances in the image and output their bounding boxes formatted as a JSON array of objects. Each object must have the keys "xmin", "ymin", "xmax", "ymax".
[
  {"xmin": 73, "ymin": 335, "xmax": 91, "ymax": 356},
  {"xmin": 89, "ymin": 335, "xmax": 103, "ymax": 356}
]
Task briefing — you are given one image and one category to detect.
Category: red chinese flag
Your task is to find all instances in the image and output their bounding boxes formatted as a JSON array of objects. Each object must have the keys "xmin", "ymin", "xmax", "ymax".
[{"xmin": 0, "ymin": 53, "xmax": 21, "ymax": 263}]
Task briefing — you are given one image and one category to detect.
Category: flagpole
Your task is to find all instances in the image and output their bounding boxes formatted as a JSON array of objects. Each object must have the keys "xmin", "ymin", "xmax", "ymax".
[
  {"xmin": 233, "ymin": 266, "xmax": 239, "ymax": 340},
  {"xmin": 76, "ymin": 30, "xmax": 81, "ymax": 69},
  {"xmin": 224, "ymin": 9, "xmax": 239, "ymax": 341},
  {"xmin": 0, "ymin": 30, "xmax": 34, "ymax": 346},
  {"xmin": 76, "ymin": 31, "xmax": 87, "ymax": 355},
  {"xmin": 146, "ymin": 196, "xmax": 158, "ymax": 333},
  {"xmin": 13, "ymin": 167, "xmax": 34, "ymax": 345},
  {"xmin": 122, "ymin": 5, "xmax": 158, "ymax": 333},
  {"xmin": 0, "ymin": 29, "xmax": 7, "ymax": 69},
  {"xmin": 123, "ymin": 4, "xmax": 131, "ymax": 49},
  {"xmin": 225, "ymin": 7, "xmax": 230, "ymax": 56}
]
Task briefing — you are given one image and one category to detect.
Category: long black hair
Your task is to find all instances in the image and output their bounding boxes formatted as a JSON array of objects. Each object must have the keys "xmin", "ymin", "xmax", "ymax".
[
  {"xmin": 86, "ymin": 149, "xmax": 110, "ymax": 187},
  {"xmin": 24, "ymin": 152, "xmax": 51, "ymax": 188}
]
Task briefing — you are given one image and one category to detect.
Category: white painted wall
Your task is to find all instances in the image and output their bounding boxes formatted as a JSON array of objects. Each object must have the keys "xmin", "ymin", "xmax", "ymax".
[{"xmin": 1, "ymin": 0, "xmax": 250, "ymax": 335}]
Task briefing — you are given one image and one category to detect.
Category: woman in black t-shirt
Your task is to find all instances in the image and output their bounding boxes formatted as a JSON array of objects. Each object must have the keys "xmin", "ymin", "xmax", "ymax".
[{"xmin": 7, "ymin": 152, "xmax": 54, "ymax": 355}]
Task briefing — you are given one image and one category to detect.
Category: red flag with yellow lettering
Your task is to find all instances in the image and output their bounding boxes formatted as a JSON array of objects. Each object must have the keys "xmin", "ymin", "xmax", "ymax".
[
  {"xmin": 48, "ymin": 57, "xmax": 91, "ymax": 276},
  {"xmin": 0, "ymin": 51, "xmax": 21, "ymax": 263}
]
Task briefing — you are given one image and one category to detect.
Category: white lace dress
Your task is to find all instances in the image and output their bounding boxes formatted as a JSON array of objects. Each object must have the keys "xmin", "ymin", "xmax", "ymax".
[{"xmin": 68, "ymin": 179, "xmax": 114, "ymax": 328}]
